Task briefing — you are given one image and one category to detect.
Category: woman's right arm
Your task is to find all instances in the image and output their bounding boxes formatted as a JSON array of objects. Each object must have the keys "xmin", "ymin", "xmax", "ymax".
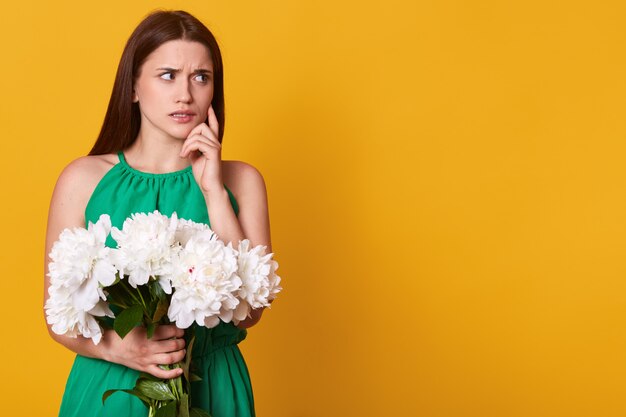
[{"xmin": 43, "ymin": 157, "xmax": 185, "ymax": 379}]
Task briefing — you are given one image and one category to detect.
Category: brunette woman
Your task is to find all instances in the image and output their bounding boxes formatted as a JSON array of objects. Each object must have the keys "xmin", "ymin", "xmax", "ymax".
[{"xmin": 44, "ymin": 9, "xmax": 270, "ymax": 417}]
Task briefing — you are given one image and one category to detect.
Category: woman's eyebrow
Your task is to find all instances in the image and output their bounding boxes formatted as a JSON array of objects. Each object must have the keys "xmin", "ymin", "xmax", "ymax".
[{"xmin": 155, "ymin": 67, "xmax": 213, "ymax": 73}]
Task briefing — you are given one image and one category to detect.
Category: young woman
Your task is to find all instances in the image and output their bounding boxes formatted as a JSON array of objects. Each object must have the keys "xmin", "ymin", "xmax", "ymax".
[{"xmin": 43, "ymin": 9, "xmax": 270, "ymax": 417}]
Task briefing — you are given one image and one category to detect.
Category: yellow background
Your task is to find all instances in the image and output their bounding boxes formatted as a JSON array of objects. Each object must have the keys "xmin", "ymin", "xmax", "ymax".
[{"xmin": 0, "ymin": 0, "xmax": 625, "ymax": 416}]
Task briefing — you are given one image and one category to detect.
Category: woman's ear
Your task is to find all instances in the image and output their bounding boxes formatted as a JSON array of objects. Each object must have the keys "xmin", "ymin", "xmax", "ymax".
[{"xmin": 132, "ymin": 82, "xmax": 139, "ymax": 102}]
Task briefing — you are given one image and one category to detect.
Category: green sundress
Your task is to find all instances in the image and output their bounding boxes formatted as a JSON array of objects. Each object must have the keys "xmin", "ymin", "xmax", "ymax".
[{"xmin": 57, "ymin": 151, "xmax": 255, "ymax": 417}]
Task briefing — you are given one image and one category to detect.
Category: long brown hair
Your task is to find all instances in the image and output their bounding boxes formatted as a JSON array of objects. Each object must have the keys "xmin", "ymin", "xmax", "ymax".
[{"xmin": 88, "ymin": 9, "xmax": 225, "ymax": 155}]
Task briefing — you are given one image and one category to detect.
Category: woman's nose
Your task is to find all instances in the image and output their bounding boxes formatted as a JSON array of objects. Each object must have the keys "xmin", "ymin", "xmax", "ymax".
[{"xmin": 175, "ymin": 79, "xmax": 192, "ymax": 103}]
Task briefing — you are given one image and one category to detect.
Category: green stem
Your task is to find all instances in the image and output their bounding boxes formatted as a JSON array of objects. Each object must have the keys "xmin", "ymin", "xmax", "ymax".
[
  {"xmin": 120, "ymin": 279, "xmax": 142, "ymax": 305},
  {"xmin": 106, "ymin": 300, "xmax": 130, "ymax": 309},
  {"xmin": 169, "ymin": 370, "xmax": 182, "ymax": 401},
  {"xmin": 136, "ymin": 286, "xmax": 147, "ymax": 309}
]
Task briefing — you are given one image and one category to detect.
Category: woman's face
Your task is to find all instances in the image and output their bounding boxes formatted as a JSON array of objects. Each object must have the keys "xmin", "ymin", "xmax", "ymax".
[{"xmin": 133, "ymin": 39, "xmax": 214, "ymax": 141}]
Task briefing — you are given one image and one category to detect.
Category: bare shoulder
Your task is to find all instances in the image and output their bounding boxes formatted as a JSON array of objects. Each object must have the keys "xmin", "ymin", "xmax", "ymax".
[
  {"xmin": 58, "ymin": 153, "xmax": 117, "ymax": 182},
  {"xmin": 221, "ymin": 160, "xmax": 267, "ymax": 201},
  {"xmin": 51, "ymin": 153, "xmax": 119, "ymax": 225},
  {"xmin": 220, "ymin": 160, "xmax": 271, "ymax": 249},
  {"xmin": 56, "ymin": 153, "xmax": 117, "ymax": 196}
]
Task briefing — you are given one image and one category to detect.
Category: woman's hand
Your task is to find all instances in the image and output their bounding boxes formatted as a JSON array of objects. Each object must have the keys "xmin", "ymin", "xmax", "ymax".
[
  {"xmin": 180, "ymin": 105, "xmax": 223, "ymax": 194},
  {"xmin": 102, "ymin": 324, "xmax": 186, "ymax": 379}
]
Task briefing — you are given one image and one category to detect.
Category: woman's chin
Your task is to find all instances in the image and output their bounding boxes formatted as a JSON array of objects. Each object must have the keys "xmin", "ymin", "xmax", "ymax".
[{"xmin": 169, "ymin": 127, "xmax": 195, "ymax": 140}]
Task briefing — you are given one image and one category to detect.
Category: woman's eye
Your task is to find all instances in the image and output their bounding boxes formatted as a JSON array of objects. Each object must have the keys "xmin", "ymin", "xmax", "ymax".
[
  {"xmin": 160, "ymin": 72, "xmax": 174, "ymax": 80},
  {"xmin": 194, "ymin": 74, "xmax": 208, "ymax": 83}
]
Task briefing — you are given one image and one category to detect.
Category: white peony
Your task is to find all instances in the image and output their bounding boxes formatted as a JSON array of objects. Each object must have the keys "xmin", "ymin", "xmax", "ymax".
[
  {"xmin": 110, "ymin": 210, "xmax": 179, "ymax": 293},
  {"xmin": 168, "ymin": 229, "xmax": 242, "ymax": 329},
  {"xmin": 175, "ymin": 218, "xmax": 212, "ymax": 246},
  {"xmin": 232, "ymin": 240, "xmax": 282, "ymax": 324},
  {"xmin": 46, "ymin": 285, "xmax": 112, "ymax": 345},
  {"xmin": 267, "ymin": 259, "xmax": 282, "ymax": 303},
  {"xmin": 45, "ymin": 214, "xmax": 116, "ymax": 345}
]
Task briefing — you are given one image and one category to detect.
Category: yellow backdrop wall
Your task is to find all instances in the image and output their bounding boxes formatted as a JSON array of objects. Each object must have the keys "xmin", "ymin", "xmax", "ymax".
[{"xmin": 1, "ymin": 1, "xmax": 625, "ymax": 416}]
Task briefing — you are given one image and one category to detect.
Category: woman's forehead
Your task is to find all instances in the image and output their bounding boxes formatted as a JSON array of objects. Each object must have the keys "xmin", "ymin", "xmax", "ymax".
[{"xmin": 144, "ymin": 40, "xmax": 213, "ymax": 68}]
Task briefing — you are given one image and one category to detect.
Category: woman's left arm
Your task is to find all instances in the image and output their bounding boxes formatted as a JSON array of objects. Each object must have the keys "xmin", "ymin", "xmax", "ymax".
[{"xmin": 204, "ymin": 162, "xmax": 272, "ymax": 329}]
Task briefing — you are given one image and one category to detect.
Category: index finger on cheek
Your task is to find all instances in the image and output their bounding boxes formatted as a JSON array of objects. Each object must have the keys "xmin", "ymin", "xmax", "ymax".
[{"xmin": 208, "ymin": 106, "xmax": 219, "ymax": 131}]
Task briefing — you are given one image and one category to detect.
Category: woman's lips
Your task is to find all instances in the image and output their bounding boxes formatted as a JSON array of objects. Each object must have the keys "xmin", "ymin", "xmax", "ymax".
[{"xmin": 169, "ymin": 113, "xmax": 195, "ymax": 123}]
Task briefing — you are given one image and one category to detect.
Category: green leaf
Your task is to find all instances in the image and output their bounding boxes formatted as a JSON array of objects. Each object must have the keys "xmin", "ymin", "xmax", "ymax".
[
  {"xmin": 135, "ymin": 379, "xmax": 177, "ymax": 401},
  {"xmin": 190, "ymin": 373, "xmax": 202, "ymax": 382},
  {"xmin": 103, "ymin": 388, "xmax": 151, "ymax": 407},
  {"xmin": 152, "ymin": 298, "xmax": 169, "ymax": 322},
  {"xmin": 113, "ymin": 304, "xmax": 144, "ymax": 339},
  {"xmin": 183, "ymin": 335, "xmax": 196, "ymax": 382},
  {"xmin": 149, "ymin": 279, "xmax": 166, "ymax": 299},
  {"xmin": 190, "ymin": 407, "xmax": 212, "ymax": 417},
  {"xmin": 154, "ymin": 400, "xmax": 177, "ymax": 417},
  {"xmin": 102, "ymin": 389, "xmax": 118, "ymax": 404},
  {"xmin": 147, "ymin": 322, "xmax": 156, "ymax": 339}
]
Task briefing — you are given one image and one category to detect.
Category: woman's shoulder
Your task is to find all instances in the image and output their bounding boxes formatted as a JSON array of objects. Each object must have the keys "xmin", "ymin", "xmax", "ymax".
[
  {"xmin": 48, "ymin": 153, "xmax": 120, "ymax": 229},
  {"xmin": 222, "ymin": 159, "xmax": 263, "ymax": 177},
  {"xmin": 56, "ymin": 153, "xmax": 118, "ymax": 189},
  {"xmin": 222, "ymin": 160, "xmax": 267, "ymax": 202},
  {"xmin": 54, "ymin": 153, "xmax": 119, "ymax": 207}
]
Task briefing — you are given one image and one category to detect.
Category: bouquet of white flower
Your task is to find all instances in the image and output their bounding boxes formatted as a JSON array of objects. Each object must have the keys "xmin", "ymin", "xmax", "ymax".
[
  {"xmin": 45, "ymin": 214, "xmax": 117, "ymax": 345},
  {"xmin": 45, "ymin": 210, "xmax": 282, "ymax": 417}
]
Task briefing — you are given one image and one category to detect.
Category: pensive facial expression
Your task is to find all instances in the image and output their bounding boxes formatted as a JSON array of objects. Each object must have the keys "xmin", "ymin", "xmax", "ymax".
[{"xmin": 132, "ymin": 39, "xmax": 214, "ymax": 141}]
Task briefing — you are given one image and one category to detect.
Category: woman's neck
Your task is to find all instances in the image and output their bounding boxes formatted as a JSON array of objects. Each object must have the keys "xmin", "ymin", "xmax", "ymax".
[{"xmin": 124, "ymin": 132, "xmax": 190, "ymax": 174}]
